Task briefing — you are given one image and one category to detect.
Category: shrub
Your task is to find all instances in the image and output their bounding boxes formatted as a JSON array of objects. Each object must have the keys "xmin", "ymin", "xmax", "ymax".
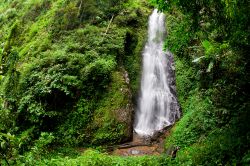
[{"xmin": 3, "ymin": 52, "xmax": 116, "ymax": 146}]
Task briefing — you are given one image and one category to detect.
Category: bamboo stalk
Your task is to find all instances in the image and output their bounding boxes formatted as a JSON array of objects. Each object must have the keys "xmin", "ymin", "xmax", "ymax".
[{"xmin": 101, "ymin": 15, "xmax": 114, "ymax": 42}]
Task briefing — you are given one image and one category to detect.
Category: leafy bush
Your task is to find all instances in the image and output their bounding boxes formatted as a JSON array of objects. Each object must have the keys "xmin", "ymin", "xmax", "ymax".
[
  {"xmin": 33, "ymin": 132, "xmax": 54, "ymax": 153},
  {"xmin": 16, "ymin": 149, "xmax": 170, "ymax": 166},
  {"xmin": 55, "ymin": 98, "xmax": 95, "ymax": 146},
  {"xmin": 16, "ymin": 53, "xmax": 115, "ymax": 129},
  {"xmin": 22, "ymin": 0, "xmax": 51, "ymax": 23},
  {"xmin": 0, "ymin": 133, "xmax": 17, "ymax": 165}
]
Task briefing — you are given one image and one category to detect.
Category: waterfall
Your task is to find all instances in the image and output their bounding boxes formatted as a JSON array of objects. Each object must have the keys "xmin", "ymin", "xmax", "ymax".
[{"xmin": 134, "ymin": 9, "xmax": 181, "ymax": 136}]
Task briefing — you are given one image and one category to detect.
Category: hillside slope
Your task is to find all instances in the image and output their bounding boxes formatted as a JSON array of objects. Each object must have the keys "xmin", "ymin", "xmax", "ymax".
[
  {"xmin": 150, "ymin": 0, "xmax": 250, "ymax": 165},
  {"xmin": 0, "ymin": 0, "xmax": 152, "ymax": 162}
]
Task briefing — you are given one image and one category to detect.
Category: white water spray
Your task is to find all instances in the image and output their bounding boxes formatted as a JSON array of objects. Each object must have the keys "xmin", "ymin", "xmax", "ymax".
[{"xmin": 134, "ymin": 9, "xmax": 181, "ymax": 136}]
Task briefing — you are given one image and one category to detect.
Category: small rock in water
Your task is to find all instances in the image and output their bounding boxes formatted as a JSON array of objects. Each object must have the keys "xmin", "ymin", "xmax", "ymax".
[{"xmin": 131, "ymin": 150, "xmax": 140, "ymax": 155}]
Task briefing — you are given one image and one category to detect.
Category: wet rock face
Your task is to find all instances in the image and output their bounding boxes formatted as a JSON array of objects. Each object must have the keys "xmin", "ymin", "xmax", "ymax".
[
  {"xmin": 114, "ymin": 69, "xmax": 134, "ymax": 142},
  {"xmin": 91, "ymin": 70, "xmax": 134, "ymax": 145},
  {"xmin": 134, "ymin": 9, "xmax": 181, "ymax": 137},
  {"xmin": 115, "ymin": 106, "xmax": 133, "ymax": 142},
  {"xmin": 166, "ymin": 51, "xmax": 182, "ymax": 118}
]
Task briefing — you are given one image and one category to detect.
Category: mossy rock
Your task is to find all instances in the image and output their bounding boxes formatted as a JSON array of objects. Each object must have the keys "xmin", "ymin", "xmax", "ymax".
[{"xmin": 91, "ymin": 70, "xmax": 133, "ymax": 145}]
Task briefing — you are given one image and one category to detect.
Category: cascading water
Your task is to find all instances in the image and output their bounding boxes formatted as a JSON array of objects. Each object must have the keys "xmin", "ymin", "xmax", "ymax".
[{"xmin": 134, "ymin": 9, "xmax": 181, "ymax": 136}]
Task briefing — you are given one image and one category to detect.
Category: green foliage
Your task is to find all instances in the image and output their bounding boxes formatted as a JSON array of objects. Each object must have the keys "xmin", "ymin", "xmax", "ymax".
[
  {"xmin": 92, "ymin": 121, "xmax": 125, "ymax": 145},
  {"xmin": 149, "ymin": 0, "xmax": 249, "ymax": 165},
  {"xmin": 1, "ymin": 0, "xmax": 248, "ymax": 165},
  {"xmin": 55, "ymin": 98, "xmax": 95, "ymax": 146},
  {"xmin": 165, "ymin": 87, "xmax": 249, "ymax": 165},
  {"xmin": 15, "ymin": 149, "xmax": 170, "ymax": 166},
  {"xmin": 123, "ymin": 29, "xmax": 146, "ymax": 95},
  {"xmin": 163, "ymin": 11, "xmax": 192, "ymax": 56},
  {"xmin": 91, "ymin": 71, "xmax": 132, "ymax": 145},
  {"xmin": 174, "ymin": 57, "xmax": 196, "ymax": 106},
  {"xmin": 165, "ymin": 91, "xmax": 215, "ymax": 147},
  {"xmin": 13, "ymin": 53, "xmax": 116, "ymax": 145},
  {"xmin": 0, "ymin": 1, "xmax": 151, "ymax": 161},
  {"xmin": 167, "ymin": 102, "xmax": 250, "ymax": 165},
  {"xmin": 22, "ymin": 0, "xmax": 52, "ymax": 23},
  {"xmin": 33, "ymin": 132, "xmax": 54, "ymax": 154}
]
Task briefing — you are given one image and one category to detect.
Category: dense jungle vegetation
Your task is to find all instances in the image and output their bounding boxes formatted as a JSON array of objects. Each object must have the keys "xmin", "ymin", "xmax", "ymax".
[
  {"xmin": 0, "ymin": 0, "xmax": 249, "ymax": 165},
  {"xmin": 152, "ymin": 0, "xmax": 250, "ymax": 165}
]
